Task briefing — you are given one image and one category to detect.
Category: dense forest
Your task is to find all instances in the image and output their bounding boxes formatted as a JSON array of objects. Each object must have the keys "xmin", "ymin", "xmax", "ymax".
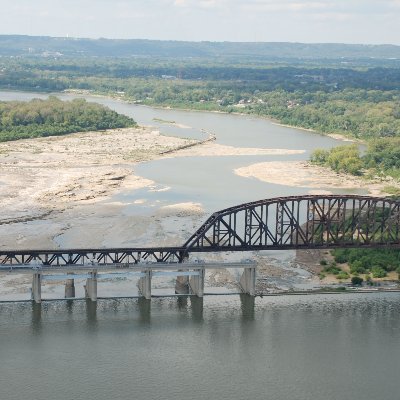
[
  {"xmin": 0, "ymin": 97, "xmax": 136, "ymax": 142},
  {"xmin": 1, "ymin": 59, "xmax": 400, "ymax": 139}
]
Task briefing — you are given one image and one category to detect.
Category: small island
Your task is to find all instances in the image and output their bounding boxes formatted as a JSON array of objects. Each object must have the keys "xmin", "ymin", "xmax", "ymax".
[{"xmin": 0, "ymin": 96, "xmax": 136, "ymax": 142}]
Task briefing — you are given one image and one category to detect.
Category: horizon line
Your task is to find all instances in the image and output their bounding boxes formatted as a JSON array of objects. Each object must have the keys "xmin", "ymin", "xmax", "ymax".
[{"xmin": 0, "ymin": 33, "xmax": 399, "ymax": 48}]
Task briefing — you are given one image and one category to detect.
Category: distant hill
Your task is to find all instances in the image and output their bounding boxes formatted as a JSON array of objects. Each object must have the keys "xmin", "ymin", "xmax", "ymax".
[{"xmin": 1, "ymin": 35, "xmax": 400, "ymax": 60}]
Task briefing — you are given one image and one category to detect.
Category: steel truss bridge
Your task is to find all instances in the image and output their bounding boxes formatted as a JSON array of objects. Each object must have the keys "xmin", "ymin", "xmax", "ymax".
[{"xmin": 1, "ymin": 195, "xmax": 400, "ymax": 268}]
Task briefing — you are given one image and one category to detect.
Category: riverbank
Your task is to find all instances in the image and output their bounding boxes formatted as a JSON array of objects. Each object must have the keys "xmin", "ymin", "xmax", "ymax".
[
  {"xmin": 270, "ymin": 122, "xmax": 360, "ymax": 143},
  {"xmin": 234, "ymin": 160, "xmax": 395, "ymax": 196},
  {"xmin": 63, "ymin": 89, "xmax": 363, "ymax": 143},
  {"xmin": 0, "ymin": 126, "xmax": 210, "ymax": 249},
  {"xmin": 0, "ymin": 127, "xmax": 195, "ymax": 223}
]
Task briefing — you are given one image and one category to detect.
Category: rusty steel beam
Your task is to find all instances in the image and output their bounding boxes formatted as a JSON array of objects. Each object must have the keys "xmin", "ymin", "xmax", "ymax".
[
  {"xmin": 0, "ymin": 247, "xmax": 187, "ymax": 267},
  {"xmin": 183, "ymin": 195, "xmax": 400, "ymax": 251}
]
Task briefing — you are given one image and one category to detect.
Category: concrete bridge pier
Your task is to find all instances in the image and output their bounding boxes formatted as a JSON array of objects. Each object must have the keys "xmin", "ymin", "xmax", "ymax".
[
  {"xmin": 138, "ymin": 270, "xmax": 152, "ymax": 300},
  {"xmin": 175, "ymin": 275, "xmax": 190, "ymax": 294},
  {"xmin": 239, "ymin": 267, "xmax": 256, "ymax": 296},
  {"xmin": 189, "ymin": 269, "xmax": 205, "ymax": 297},
  {"xmin": 84, "ymin": 270, "xmax": 98, "ymax": 302},
  {"xmin": 240, "ymin": 293, "xmax": 255, "ymax": 320},
  {"xmin": 31, "ymin": 272, "xmax": 42, "ymax": 304},
  {"xmin": 175, "ymin": 253, "xmax": 190, "ymax": 294},
  {"xmin": 64, "ymin": 272, "xmax": 76, "ymax": 298}
]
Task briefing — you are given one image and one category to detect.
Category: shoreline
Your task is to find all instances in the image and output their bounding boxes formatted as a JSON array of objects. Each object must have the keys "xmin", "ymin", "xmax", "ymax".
[
  {"xmin": 1, "ymin": 88, "xmax": 358, "ymax": 145},
  {"xmin": 270, "ymin": 122, "xmax": 358, "ymax": 143},
  {"xmin": 0, "ymin": 127, "xmax": 187, "ymax": 217},
  {"xmin": 74, "ymin": 90, "xmax": 362, "ymax": 144}
]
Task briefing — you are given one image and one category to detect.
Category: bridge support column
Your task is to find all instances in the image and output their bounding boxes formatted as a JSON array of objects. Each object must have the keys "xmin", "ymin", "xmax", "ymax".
[
  {"xmin": 65, "ymin": 272, "xmax": 76, "ymax": 298},
  {"xmin": 175, "ymin": 252, "xmax": 190, "ymax": 294},
  {"xmin": 138, "ymin": 270, "xmax": 151, "ymax": 300},
  {"xmin": 189, "ymin": 269, "xmax": 205, "ymax": 297},
  {"xmin": 175, "ymin": 275, "xmax": 190, "ymax": 294},
  {"xmin": 85, "ymin": 270, "xmax": 97, "ymax": 302},
  {"xmin": 239, "ymin": 267, "xmax": 256, "ymax": 296},
  {"xmin": 31, "ymin": 272, "xmax": 42, "ymax": 304}
]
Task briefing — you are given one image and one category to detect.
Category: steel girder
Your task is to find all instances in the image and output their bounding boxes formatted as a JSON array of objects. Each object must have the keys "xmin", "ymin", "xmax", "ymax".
[
  {"xmin": 0, "ymin": 247, "xmax": 186, "ymax": 267},
  {"xmin": 183, "ymin": 195, "xmax": 400, "ymax": 251}
]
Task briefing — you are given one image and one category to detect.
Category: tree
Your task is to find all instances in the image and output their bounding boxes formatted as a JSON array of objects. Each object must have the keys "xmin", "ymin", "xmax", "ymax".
[{"xmin": 351, "ymin": 276, "xmax": 364, "ymax": 286}]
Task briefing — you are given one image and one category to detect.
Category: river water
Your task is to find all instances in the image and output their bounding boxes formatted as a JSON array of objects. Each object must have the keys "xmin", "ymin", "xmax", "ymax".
[
  {"xmin": 0, "ymin": 92, "xmax": 399, "ymax": 400},
  {"xmin": 1, "ymin": 294, "xmax": 399, "ymax": 400}
]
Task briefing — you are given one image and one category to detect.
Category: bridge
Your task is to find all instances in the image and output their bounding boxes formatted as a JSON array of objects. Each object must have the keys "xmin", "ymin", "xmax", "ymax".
[{"xmin": 1, "ymin": 195, "xmax": 399, "ymax": 302}]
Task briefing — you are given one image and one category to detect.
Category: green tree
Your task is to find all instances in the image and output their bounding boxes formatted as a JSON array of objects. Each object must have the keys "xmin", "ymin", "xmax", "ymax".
[{"xmin": 351, "ymin": 276, "xmax": 364, "ymax": 286}]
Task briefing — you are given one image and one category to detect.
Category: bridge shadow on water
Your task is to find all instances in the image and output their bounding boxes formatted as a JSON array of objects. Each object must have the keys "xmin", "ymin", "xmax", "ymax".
[
  {"xmin": 85, "ymin": 299, "xmax": 98, "ymax": 330},
  {"xmin": 240, "ymin": 294, "xmax": 255, "ymax": 321},
  {"xmin": 28, "ymin": 294, "xmax": 256, "ymax": 329},
  {"xmin": 31, "ymin": 302, "xmax": 42, "ymax": 334}
]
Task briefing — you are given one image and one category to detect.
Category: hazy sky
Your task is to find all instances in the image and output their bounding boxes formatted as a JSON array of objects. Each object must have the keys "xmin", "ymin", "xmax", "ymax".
[{"xmin": 1, "ymin": 0, "xmax": 399, "ymax": 44}]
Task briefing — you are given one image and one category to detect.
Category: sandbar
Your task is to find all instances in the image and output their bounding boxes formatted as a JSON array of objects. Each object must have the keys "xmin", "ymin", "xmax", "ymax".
[{"xmin": 234, "ymin": 160, "xmax": 394, "ymax": 196}]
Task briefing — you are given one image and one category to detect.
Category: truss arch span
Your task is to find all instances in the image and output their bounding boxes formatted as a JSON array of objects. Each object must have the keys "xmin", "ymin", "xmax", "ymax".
[{"xmin": 184, "ymin": 195, "xmax": 400, "ymax": 252}]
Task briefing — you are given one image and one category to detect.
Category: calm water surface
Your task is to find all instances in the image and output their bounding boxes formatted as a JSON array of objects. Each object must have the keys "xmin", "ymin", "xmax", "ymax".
[{"xmin": 1, "ymin": 293, "xmax": 399, "ymax": 400}]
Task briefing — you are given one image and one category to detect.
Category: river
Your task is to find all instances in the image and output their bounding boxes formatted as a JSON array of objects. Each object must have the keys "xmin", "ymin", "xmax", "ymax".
[
  {"xmin": 0, "ymin": 90, "xmax": 364, "ymax": 215},
  {"xmin": 1, "ymin": 294, "xmax": 399, "ymax": 400},
  {"xmin": 0, "ymin": 91, "xmax": 399, "ymax": 400}
]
